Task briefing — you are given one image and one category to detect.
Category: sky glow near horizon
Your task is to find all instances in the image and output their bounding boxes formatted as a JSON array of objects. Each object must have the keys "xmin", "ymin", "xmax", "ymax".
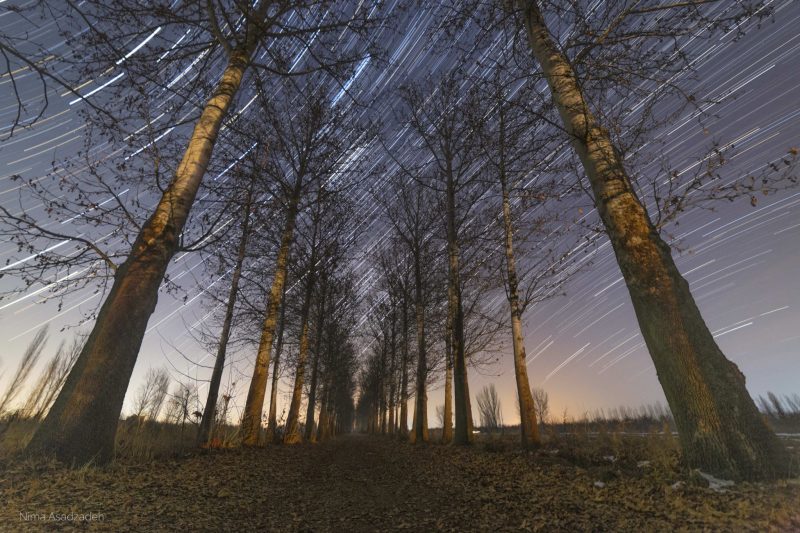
[{"xmin": 0, "ymin": 1, "xmax": 798, "ymax": 427}]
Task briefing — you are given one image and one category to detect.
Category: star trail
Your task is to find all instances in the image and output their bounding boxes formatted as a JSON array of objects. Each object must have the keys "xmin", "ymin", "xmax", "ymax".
[{"xmin": 0, "ymin": 0, "xmax": 798, "ymax": 426}]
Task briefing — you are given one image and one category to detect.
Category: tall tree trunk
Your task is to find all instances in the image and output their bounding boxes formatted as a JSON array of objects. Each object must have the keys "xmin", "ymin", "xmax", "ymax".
[
  {"xmin": 388, "ymin": 384, "xmax": 396, "ymax": 435},
  {"xmin": 265, "ymin": 283, "xmax": 288, "ymax": 444},
  {"xmin": 520, "ymin": 1, "xmax": 787, "ymax": 480},
  {"xmin": 446, "ymin": 175, "xmax": 472, "ymax": 445},
  {"xmin": 498, "ymin": 127, "xmax": 540, "ymax": 449},
  {"xmin": 399, "ymin": 299, "xmax": 410, "ymax": 438},
  {"xmin": 198, "ymin": 184, "xmax": 254, "ymax": 446},
  {"xmin": 412, "ymin": 257, "xmax": 429, "ymax": 443},
  {"xmin": 283, "ymin": 242, "xmax": 319, "ymax": 444},
  {"xmin": 316, "ymin": 379, "xmax": 330, "ymax": 442},
  {"xmin": 304, "ymin": 273, "xmax": 328, "ymax": 442},
  {"xmin": 387, "ymin": 307, "xmax": 397, "ymax": 435},
  {"xmin": 442, "ymin": 309, "xmax": 454, "ymax": 443},
  {"xmin": 241, "ymin": 184, "xmax": 301, "ymax": 445},
  {"xmin": 26, "ymin": 46, "xmax": 254, "ymax": 465},
  {"xmin": 379, "ymin": 324, "xmax": 389, "ymax": 434}
]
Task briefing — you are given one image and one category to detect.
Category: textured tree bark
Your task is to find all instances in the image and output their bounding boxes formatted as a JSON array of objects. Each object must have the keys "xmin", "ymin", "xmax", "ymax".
[
  {"xmin": 283, "ymin": 239, "xmax": 319, "ymax": 444},
  {"xmin": 499, "ymin": 146, "xmax": 540, "ymax": 449},
  {"xmin": 446, "ymin": 175, "xmax": 473, "ymax": 445},
  {"xmin": 409, "ymin": 404, "xmax": 416, "ymax": 443},
  {"xmin": 316, "ymin": 374, "xmax": 332, "ymax": 442},
  {"xmin": 331, "ymin": 412, "xmax": 339, "ymax": 437},
  {"xmin": 379, "ymin": 323, "xmax": 389, "ymax": 434},
  {"xmin": 398, "ymin": 299, "xmax": 410, "ymax": 437},
  {"xmin": 304, "ymin": 273, "xmax": 328, "ymax": 442},
  {"xmin": 198, "ymin": 185, "xmax": 253, "ymax": 446},
  {"xmin": 520, "ymin": 1, "xmax": 788, "ymax": 480},
  {"xmin": 388, "ymin": 307, "xmax": 397, "ymax": 435},
  {"xmin": 412, "ymin": 258, "xmax": 429, "ymax": 443},
  {"xmin": 265, "ymin": 283, "xmax": 287, "ymax": 444},
  {"xmin": 316, "ymin": 393, "xmax": 328, "ymax": 441},
  {"xmin": 241, "ymin": 185, "xmax": 301, "ymax": 446},
  {"xmin": 388, "ymin": 385, "xmax": 396, "ymax": 435},
  {"xmin": 442, "ymin": 308, "xmax": 454, "ymax": 443},
  {"xmin": 26, "ymin": 47, "xmax": 254, "ymax": 465}
]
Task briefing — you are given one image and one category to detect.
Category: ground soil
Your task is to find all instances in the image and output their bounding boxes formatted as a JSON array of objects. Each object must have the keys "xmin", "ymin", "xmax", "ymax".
[{"xmin": 1, "ymin": 434, "xmax": 798, "ymax": 532}]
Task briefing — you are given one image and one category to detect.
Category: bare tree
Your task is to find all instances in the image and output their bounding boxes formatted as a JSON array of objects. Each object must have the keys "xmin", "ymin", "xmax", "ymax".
[
  {"xmin": 476, "ymin": 384, "xmax": 503, "ymax": 432},
  {"xmin": 398, "ymin": 73, "xmax": 496, "ymax": 445},
  {"xmin": 22, "ymin": 338, "xmax": 81, "ymax": 420},
  {"xmin": 24, "ymin": 0, "xmax": 379, "ymax": 465},
  {"xmin": 317, "ymin": 275, "xmax": 360, "ymax": 441},
  {"xmin": 197, "ymin": 162, "xmax": 260, "ymax": 446},
  {"xmin": 265, "ymin": 283, "xmax": 289, "ymax": 444},
  {"xmin": 380, "ymin": 176, "xmax": 441, "ymax": 444},
  {"xmin": 468, "ymin": 69, "xmax": 583, "ymax": 449},
  {"xmin": 372, "ymin": 238, "xmax": 417, "ymax": 439},
  {"xmin": 165, "ymin": 381, "xmax": 199, "ymax": 438},
  {"xmin": 0, "ymin": 5, "xmax": 116, "ymax": 140},
  {"xmin": 435, "ymin": 404, "xmax": 446, "ymax": 429},
  {"xmin": 283, "ymin": 191, "xmax": 331, "ymax": 444},
  {"xmin": 531, "ymin": 387, "xmax": 549, "ymax": 428},
  {"xmin": 303, "ymin": 272, "xmax": 330, "ymax": 443},
  {"xmin": 304, "ymin": 216, "xmax": 359, "ymax": 442},
  {"xmin": 131, "ymin": 368, "xmax": 171, "ymax": 421},
  {"xmin": 0, "ymin": 328, "xmax": 49, "ymax": 416},
  {"xmin": 241, "ymin": 83, "xmax": 370, "ymax": 445},
  {"xmin": 498, "ymin": 0, "xmax": 789, "ymax": 480},
  {"xmin": 147, "ymin": 371, "xmax": 171, "ymax": 422}
]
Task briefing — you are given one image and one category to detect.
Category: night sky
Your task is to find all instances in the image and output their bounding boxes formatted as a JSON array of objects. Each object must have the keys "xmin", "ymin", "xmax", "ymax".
[{"xmin": 1, "ymin": 1, "xmax": 798, "ymax": 426}]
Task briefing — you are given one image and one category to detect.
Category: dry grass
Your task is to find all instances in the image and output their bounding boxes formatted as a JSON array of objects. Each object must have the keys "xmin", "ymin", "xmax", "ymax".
[
  {"xmin": 0, "ymin": 416, "xmax": 243, "ymax": 463},
  {"xmin": 0, "ymin": 435, "xmax": 798, "ymax": 531}
]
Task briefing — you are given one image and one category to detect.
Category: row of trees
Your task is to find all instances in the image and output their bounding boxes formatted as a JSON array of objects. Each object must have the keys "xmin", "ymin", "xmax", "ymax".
[
  {"xmin": 353, "ymin": 0, "xmax": 794, "ymax": 481},
  {"xmin": 180, "ymin": 78, "xmax": 371, "ymax": 448},
  {"xmin": 355, "ymin": 71, "xmax": 573, "ymax": 447},
  {"xmin": 0, "ymin": 0, "xmax": 380, "ymax": 464},
  {"xmin": 0, "ymin": 0, "xmax": 795, "ymax": 481}
]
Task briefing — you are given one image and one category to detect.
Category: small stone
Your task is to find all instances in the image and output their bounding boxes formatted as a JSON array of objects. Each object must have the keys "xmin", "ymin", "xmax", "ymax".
[{"xmin": 688, "ymin": 470, "xmax": 710, "ymax": 488}]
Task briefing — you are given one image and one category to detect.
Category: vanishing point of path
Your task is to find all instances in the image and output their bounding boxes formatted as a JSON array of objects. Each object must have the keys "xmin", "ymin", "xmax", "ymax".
[{"xmin": 1, "ymin": 435, "xmax": 798, "ymax": 531}]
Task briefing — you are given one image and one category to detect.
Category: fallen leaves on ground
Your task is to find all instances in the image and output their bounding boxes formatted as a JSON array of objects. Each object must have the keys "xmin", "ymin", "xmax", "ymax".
[{"xmin": 0, "ymin": 435, "xmax": 798, "ymax": 532}]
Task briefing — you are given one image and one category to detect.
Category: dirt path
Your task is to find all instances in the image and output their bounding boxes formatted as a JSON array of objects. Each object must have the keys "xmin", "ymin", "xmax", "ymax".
[{"xmin": 1, "ymin": 435, "xmax": 798, "ymax": 531}]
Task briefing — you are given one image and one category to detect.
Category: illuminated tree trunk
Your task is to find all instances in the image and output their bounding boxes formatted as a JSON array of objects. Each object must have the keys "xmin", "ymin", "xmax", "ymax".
[
  {"xmin": 26, "ymin": 46, "xmax": 254, "ymax": 465},
  {"xmin": 446, "ymin": 175, "xmax": 473, "ymax": 445},
  {"xmin": 265, "ymin": 284, "xmax": 288, "ymax": 444},
  {"xmin": 304, "ymin": 273, "xmax": 328, "ymax": 442},
  {"xmin": 497, "ymin": 123, "xmax": 540, "ymax": 449},
  {"xmin": 316, "ymin": 389, "xmax": 329, "ymax": 441},
  {"xmin": 520, "ymin": 1, "xmax": 787, "ymax": 480},
  {"xmin": 198, "ymin": 184, "xmax": 253, "ymax": 447},
  {"xmin": 388, "ymin": 384, "xmax": 396, "ymax": 434},
  {"xmin": 387, "ymin": 308, "xmax": 397, "ymax": 435},
  {"xmin": 399, "ymin": 299, "xmax": 410, "ymax": 438},
  {"xmin": 241, "ymin": 184, "xmax": 301, "ymax": 445},
  {"xmin": 442, "ymin": 310, "xmax": 454, "ymax": 443},
  {"xmin": 283, "ymin": 241, "xmax": 319, "ymax": 444},
  {"xmin": 379, "ymin": 326, "xmax": 389, "ymax": 434},
  {"xmin": 412, "ymin": 259, "xmax": 429, "ymax": 443}
]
